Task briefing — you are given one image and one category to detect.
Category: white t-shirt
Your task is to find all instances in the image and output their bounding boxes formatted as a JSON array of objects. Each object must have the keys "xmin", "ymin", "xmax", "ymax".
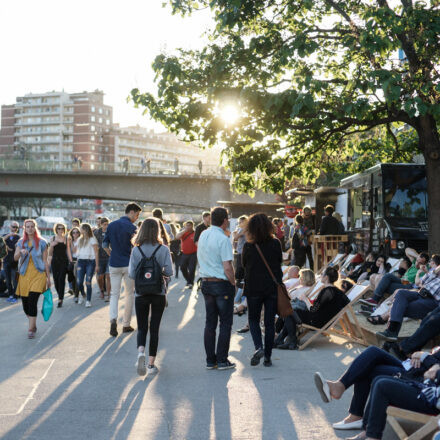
[
  {"xmin": 76, "ymin": 237, "xmax": 98, "ymax": 260},
  {"xmin": 284, "ymin": 277, "xmax": 300, "ymax": 291}
]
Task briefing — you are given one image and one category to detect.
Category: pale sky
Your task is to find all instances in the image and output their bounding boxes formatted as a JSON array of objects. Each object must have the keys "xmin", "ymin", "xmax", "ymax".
[{"xmin": 0, "ymin": 0, "xmax": 212, "ymax": 130}]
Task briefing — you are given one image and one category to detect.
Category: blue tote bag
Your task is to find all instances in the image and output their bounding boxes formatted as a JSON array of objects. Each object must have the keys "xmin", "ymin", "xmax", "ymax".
[{"xmin": 41, "ymin": 288, "xmax": 53, "ymax": 321}]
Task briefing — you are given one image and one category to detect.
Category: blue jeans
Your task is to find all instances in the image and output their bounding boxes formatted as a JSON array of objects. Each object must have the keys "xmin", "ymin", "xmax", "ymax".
[
  {"xmin": 340, "ymin": 346, "xmax": 403, "ymax": 417},
  {"xmin": 3, "ymin": 261, "xmax": 17, "ymax": 298},
  {"xmin": 363, "ymin": 376, "xmax": 438, "ymax": 439},
  {"xmin": 390, "ymin": 289, "xmax": 438, "ymax": 324},
  {"xmin": 400, "ymin": 306, "xmax": 440, "ymax": 354},
  {"xmin": 77, "ymin": 259, "xmax": 96, "ymax": 301},
  {"xmin": 247, "ymin": 292, "xmax": 277, "ymax": 359},
  {"xmin": 373, "ymin": 273, "xmax": 405, "ymax": 302},
  {"xmin": 201, "ymin": 280, "xmax": 234, "ymax": 364}
]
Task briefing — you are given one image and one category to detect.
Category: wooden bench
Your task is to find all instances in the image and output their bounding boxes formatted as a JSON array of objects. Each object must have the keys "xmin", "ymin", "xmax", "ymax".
[{"xmin": 387, "ymin": 406, "xmax": 440, "ymax": 440}]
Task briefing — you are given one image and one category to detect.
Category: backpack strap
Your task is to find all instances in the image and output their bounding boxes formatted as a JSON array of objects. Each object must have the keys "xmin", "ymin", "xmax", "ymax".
[{"xmin": 137, "ymin": 244, "xmax": 161, "ymax": 259}]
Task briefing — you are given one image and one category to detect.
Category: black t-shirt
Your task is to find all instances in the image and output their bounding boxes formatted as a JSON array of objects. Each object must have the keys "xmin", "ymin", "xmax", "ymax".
[
  {"xmin": 3, "ymin": 234, "xmax": 20, "ymax": 265},
  {"xmin": 194, "ymin": 222, "xmax": 208, "ymax": 243}
]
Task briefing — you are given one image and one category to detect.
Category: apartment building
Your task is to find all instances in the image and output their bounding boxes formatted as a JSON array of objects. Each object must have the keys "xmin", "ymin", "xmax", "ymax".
[
  {"xmin": 0, "ymin": 90, "xmax": 114, "ymax": 170},
  {"xmin": 114, "ymin": 125, "xmax": 221, "ymax": 174}
]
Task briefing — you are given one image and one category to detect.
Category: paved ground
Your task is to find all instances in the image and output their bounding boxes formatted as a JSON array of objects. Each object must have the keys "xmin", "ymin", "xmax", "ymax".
[{"xmin": 0, "ymin": 276, "xmax": 399, "ymax": 440}]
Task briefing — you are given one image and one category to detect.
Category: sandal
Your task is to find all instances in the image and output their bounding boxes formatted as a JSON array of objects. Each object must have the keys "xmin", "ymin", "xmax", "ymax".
[
  {"xmin": 28, "ymin": 330, "xmax": 35, "ymax": 339},
  {"xmin": 367, "ymin": 315, "xmax": 387, "ymax": 325}
]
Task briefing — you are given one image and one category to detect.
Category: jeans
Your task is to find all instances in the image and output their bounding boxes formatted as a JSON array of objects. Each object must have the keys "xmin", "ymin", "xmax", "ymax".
[
  {"xmin": 201, "ymin": 280, "xmax": 234, "ymax": 364},
  {"xmin": 305, "ymin": 245, "xmax": 314, "ymax": 269},
  {"xmin": 135, "ymin": 294, "xmax": 166, "ymax": 356},
  {"xmin": 373, "ymin": 273, "xmax": 405, "ymax": 302},
  {"xmin": 3, "ymin": 261, "xmax": 17, "ymax": 298},
  {"xmin": 180, "ymin": 252, "xmax": 197, "ymax": 285},
  {"xmin": 400, "ymin": 306, "xmax": 440, "ymax": 354},
  {"xmin": 363, "ymin": 376, "xmax": 438, "ymax": 439},
  {"xmin": 247, "ymin": 292, "xmax": 277, "ymax": 359},
  {"xmin": 109, "ymin": 266, "xmax": 134, "ymax": 327},
  {"xmin": 77, "ymin": 259, "xmax": 96, "ymax": 301},
  {"xmin": 339, "ymin": 346, "xmax": 403, "ymax": 417},
  {"xmin": 389, "ymin": 289, "xmax": 438, "ymax": 324}
]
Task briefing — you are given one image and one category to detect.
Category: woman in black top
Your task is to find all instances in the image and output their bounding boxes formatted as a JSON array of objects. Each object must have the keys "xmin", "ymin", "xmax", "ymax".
[
  {"xmin": 48, "ymin": 223, "xmax": 69, "ymax": 308},
  {"xmin": 242, "ymin": 213, "xmax": 283, "ymax": 367},
  {"xmin": 295, "ymin": 266, "xmax": 349, "ymax": 328}
]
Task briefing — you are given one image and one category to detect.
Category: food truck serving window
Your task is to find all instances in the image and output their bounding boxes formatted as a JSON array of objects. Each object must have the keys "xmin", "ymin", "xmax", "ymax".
[{"xmin": 383, "ymin": 167, "xmax": 428, "ymax": 219}]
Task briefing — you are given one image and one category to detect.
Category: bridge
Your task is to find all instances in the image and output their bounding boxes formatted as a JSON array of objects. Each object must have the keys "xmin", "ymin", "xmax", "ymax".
[{"xmin": 0, "ymin": 169, "xmax": 275, "ymax": 209}]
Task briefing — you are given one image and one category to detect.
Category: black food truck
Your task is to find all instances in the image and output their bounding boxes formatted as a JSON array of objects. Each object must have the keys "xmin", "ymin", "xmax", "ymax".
[{"xmin": 339, "ymin": 163, "xmax": 428, "ymax": 257}]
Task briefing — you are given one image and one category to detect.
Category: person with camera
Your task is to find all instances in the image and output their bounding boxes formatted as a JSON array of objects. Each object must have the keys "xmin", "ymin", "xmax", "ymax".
[{"xmin": 377, "ymin": 254, "xmax": 440, "ymax": 342}]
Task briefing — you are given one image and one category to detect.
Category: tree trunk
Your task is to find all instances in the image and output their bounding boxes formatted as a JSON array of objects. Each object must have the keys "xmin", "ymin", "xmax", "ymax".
[{"xmin": 419, "ymin": 116, "xmax": 440, "ymax": 254}]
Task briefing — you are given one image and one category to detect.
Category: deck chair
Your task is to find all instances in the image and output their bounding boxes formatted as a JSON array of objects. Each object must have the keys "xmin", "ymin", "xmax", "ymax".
[
  {"xmin": 317, "ymin": 253, "xmax": 347, "ymax": 274},
  {"xmin": 388, "ymin": 258, "xmax": 402, "ymax": 271},
  {"xmin": 298, "ymin": 284, "xmax": 371, "ymax": 350},
  {"xmin": 387, "ymin": 406, "xmax": 440, "ymax": 440},
  {"xmin": 340, "ymin": 253, "xmax": 356, "ymax": 271}
]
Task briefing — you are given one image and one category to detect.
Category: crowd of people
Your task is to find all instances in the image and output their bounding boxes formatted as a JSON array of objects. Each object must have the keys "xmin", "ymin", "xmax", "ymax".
[{"xmin": 2, "ymin": 202, "xmax": 440, "ymax": 439}]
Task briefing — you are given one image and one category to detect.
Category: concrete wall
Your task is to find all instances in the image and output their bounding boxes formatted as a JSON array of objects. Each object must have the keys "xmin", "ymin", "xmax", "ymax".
[{"xmin": 0, "ymin": 171, "xmax": 275, "ymax": 209}]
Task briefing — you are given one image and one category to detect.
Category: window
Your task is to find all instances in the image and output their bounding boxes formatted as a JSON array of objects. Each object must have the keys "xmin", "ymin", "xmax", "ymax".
[
  {"xmin": 91, "ymin": 164, "xmax": 95, "ymax": 170},
  {"xmin": 91, "ymin": 155, "xmax": 95, "ymax": 160},
  {"xmin": 91, "ymin": 125, "xmax": 95, "ymax": 131},
  {"xmin": 98, "ymin": 107, "xmax": 103, "ymax": 114},
  {"xmin": 91, "ymin": 135, "xmax": 95, "ymax": 141},
  {"xmin": 91, "ymin": 116, "xmax": 95, "ymax": 122},
  {"xmin": 98, "ymin": 117, "xmax": 102, "ymax": 124},
  {"xmin": 91, "ymin": 145, "xmax": 95, "ymax": 151},
  {"xmin": 106, "ymin": 119, "xmax": 110, "ymax": 125},
  {"xmin": 91, "ymin": 106, "xmax": 95, "ymax": 112}
]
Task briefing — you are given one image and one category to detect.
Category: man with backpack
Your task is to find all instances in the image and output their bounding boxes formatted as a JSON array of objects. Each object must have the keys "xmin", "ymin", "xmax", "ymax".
[{"xmin": 290, "ymin": 214, "xmax": 310, "ymax": 268}]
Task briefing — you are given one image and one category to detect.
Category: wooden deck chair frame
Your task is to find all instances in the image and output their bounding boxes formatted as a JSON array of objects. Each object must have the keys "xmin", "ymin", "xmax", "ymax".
[
  {"xmin": 387, "ymin": 406, "xmax": 440, "ymax": 440},
  {"xmin": 298, "ymin": 284, "xmax": 371, "ymax": 350},
  {"xmin": 340, "ymin": 253, "xmax": 356, "ymax": 271},
  {"xmin": 317, "ymin": 253, "xmax": 347, "ymax": 275}
]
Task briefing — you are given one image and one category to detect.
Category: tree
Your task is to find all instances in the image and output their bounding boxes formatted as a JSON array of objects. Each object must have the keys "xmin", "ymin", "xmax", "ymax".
[{"xmin": 131, "ymin": 0, "xmax": 440, "ymax": 252}]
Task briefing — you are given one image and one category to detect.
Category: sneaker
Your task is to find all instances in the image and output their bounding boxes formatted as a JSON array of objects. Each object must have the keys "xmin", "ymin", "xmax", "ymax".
[
  {"xmin": 376, "ymin": 329, "xmax": 398, "ymax": 342},
  {"xmin": 359, "ymin": 298, "xmax": 378, "ymax": 306},
  {"xmin": 136, "ymin": 353, "xmax": 146, "ymax": 376},
  {"xmin": 147, "ymin": 365, "xmax": 159, "ymax": 375},
  {"xmin": 361, "ymin": 304, "xmax": 376, "ymax": 312},
  {"xmin": 68, "ymin": 289, "xmax": 74, "ymax": 295},
  {"xmin": 263, "ymin": 358, "xmax": 272, "ymax": 367},
  {"xmin": 237, "ymin": 325, "xmax": 250, "ymax": 334},
  {"xmin": 110, "ymin": 320, "xmax": 118, "ymax": 337},
  {"xmin": 217, "ymin": 360, "xmax": 236, "ymax": 370},
  {"xmin": 78, "ymin": 296, "xmax": 84, "ymax": 305},
  {"xmin": 206, "ymin": 362, "xmax": 217, "ymax": 370},
  {"xmin": 8, "ymin": 297, "xmax": 17, "ymax": 304},
  {"xmin": 85, "ymin": 301, "xmax": 91, "ymax": 308},
  {"xmin": 187, "ymin": 284, "xmax": 193, "ymax": 289},
  {"xmin": 250, "ymin": 348, "xmax": 264, "ymax": 366},
  {"xmin": 104, "ymin": 295, "xmax": 110, "ymax": 302},
  {"xmin": 122, "ymin": 326, "xmax": 135, "ymax": 333},
  {"xmin": 74, "ymin": 296, "xmax": 79, "ymax": 303}
]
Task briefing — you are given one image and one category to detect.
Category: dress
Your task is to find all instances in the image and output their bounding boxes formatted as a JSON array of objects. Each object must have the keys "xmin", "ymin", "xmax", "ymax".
[{"xmin": 16, "ymin": 255, "xmax": 47, "ymax": 297}]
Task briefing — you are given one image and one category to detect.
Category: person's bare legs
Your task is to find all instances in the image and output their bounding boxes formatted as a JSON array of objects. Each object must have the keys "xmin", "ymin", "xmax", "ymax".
[
  {"xmin": 97, "ymin": 274, "xmax": 105, "ymax": 296},
  {"xmin": 28, "ymin": 315, "xmax": 37, "ymax": 331},
  {"xmin": 105, "ymin": 273, "xmax": 111, "ymax": 297}
]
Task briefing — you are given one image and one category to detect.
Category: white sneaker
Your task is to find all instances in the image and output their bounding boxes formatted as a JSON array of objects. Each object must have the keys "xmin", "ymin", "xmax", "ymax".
[
  {"xmin": 136, "ymin": 353, "xmax": 146, "ymax": 376},
  {"xmin": 85, "ymin": 301, "xmax": 91, "ymax": 308},
  {"xmin": 332, "ymin": 419, "xmax": 363, "ymax": 430},
  {"xmin": 78, "ymin": 296, "xmax": 84, "ymax": 305},
  {"xmin": 147, "ymin": 365, "xmax": 159, "ymax": 376}
]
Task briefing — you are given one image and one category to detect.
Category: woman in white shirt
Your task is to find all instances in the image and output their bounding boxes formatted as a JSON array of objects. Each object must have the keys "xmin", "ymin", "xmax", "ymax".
[{"xmin": 76, "ymin": 223, "xmax": 99, "ymax": 307}]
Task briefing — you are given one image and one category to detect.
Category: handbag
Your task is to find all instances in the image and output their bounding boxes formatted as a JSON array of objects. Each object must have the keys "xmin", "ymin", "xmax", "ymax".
[
  {"xmin": 41, "ymin": 288, "xmax": 53, "ymax": 321},
  {"xmin": 255, "ymin": 244, "xmax": 293, "ymax": 318}
]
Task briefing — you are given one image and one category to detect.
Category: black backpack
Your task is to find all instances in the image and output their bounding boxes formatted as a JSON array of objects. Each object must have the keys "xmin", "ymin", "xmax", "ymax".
[{"xmin": 134, "ymin": 245, "xmax": 163, "ymax": 295}]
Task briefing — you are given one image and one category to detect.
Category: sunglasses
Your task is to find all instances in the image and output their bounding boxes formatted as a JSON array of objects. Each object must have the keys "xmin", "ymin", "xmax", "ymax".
[{"xmin": 11, "ymin": 226, "xmax": 18, "ymax": 229}]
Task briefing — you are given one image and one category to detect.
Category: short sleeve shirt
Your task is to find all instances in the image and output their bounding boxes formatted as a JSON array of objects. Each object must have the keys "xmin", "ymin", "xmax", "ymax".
[
  {"xmin": 197, "ymin": 226, "xmax": 233, "ymax": 280},
  {"xmin": 77, "ymin": 237, "xmax": 98, "ymax": 260}
]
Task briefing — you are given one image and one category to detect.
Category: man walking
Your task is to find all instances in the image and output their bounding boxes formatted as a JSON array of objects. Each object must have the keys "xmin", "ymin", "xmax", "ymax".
[
  {"xmin": 3, "ymin": 221, "xmax": 20, "ymax": 303},
  {"xmin": 104, "ymin": 202, "xmax": 141, "ymax": 337},
  {"xmin": 197, "ymin": 207, "xmax": 236, "ymax": 370},
  {"xmin": 194, "ymin": 211, "xmax": 211, "ymax": 246},
  {"xmin": 152, "ymin": 208, "xmax": 174, "ymax": 240},
  {"xmin": 176, "ymin": 221, "xmax": 198, "ymax": 288}
]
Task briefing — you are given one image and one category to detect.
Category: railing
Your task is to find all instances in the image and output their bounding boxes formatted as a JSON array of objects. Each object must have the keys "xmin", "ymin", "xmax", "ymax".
[{"xmin": 0, "ymin": 156, "xmax": 228, "ymax": 178}]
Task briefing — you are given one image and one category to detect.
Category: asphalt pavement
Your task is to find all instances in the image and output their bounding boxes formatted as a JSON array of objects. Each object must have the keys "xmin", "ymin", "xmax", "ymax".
[{"xmin": 0, "ymin": 276, "xmax": 399, "ymax": 440}]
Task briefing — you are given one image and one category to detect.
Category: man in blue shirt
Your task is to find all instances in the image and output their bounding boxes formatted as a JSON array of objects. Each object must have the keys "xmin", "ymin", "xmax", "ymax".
[
  {"xmin": 3, "ymin": 221, "xmax": 20, "ymax": 303},
  {"xmin": 197, "ymin": 207, "xmax": 236, "ymax": 370},
  {"xmin": 104, "ymin": 202, "xmax": 141, "ymax": 337}
]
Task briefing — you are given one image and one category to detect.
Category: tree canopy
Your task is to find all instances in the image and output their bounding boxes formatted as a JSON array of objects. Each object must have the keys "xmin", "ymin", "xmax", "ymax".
[{"xmin": 131, "ymin": 0, "xmax": 440, "ymax": 194}]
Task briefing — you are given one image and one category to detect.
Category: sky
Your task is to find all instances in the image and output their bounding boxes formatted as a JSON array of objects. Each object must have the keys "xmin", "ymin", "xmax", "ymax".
[{"xmin": 0, "ymin": 0, "xmax": 212, "ymax": 130}]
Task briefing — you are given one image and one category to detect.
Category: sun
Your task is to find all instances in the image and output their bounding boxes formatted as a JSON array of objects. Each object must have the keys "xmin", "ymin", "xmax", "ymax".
[{"xmin": 218, "ymin": 104, "xmax": 241, "ymax": 126}]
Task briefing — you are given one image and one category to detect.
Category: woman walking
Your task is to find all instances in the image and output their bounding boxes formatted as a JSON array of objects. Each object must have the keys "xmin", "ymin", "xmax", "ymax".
[
  {"xmin": 242, "ymin": 213, "xmax": 283, "ymax": 367},
  {"xmin": 76, "ymin": 223, "xmax": 99, "ymax": 307},
  {"xmin": 48, "ymin": 223, "xmax": 69, "ymax": 308},
  {"xmin": 67, "ymin": 227, "xmax": 80, "ymax": 300},
  {"xmin": 129, "ymin": 218, "xmax": 173, "ymax": 376},
  {"xmin": 14, "ymin": 219, "xmax": 50, "ymax": 339}
]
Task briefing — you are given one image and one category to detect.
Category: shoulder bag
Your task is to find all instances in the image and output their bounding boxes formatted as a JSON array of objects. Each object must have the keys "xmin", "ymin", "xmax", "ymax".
[{"xmin": 255, "ymin": 243, "xmax": 293, "ymax": 318}]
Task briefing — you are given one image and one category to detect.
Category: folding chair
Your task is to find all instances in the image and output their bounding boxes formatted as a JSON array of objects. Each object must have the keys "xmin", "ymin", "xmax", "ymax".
[
  {"xmin": 298, "ymin": 284, "xmax": 371, "ymax": 350},
  {"xmin": 387, "ymin": 258, "xmax": 402, "ymax": 271},
  {"xmin": 387, "ymin": 406, "xmax": 440, "ymax": 440},
  {"xmin": 340, "ymin": 253, "xmax": 356, "ymax": 272},
  {"xmin": 317, "ymin": 253, "xmax": 347, "ymax": 274}
]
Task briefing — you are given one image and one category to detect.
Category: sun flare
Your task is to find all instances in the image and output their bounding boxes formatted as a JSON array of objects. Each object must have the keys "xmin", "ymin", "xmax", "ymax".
[{"xmin": 219, "ymin": 104, "xmax": 241, "ymax": 126}]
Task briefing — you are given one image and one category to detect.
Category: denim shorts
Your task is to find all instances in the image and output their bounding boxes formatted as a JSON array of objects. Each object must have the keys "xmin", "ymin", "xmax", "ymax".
[{"xmin": 97, "ymin": 258, "xmax": 110, "ymax": 275}]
